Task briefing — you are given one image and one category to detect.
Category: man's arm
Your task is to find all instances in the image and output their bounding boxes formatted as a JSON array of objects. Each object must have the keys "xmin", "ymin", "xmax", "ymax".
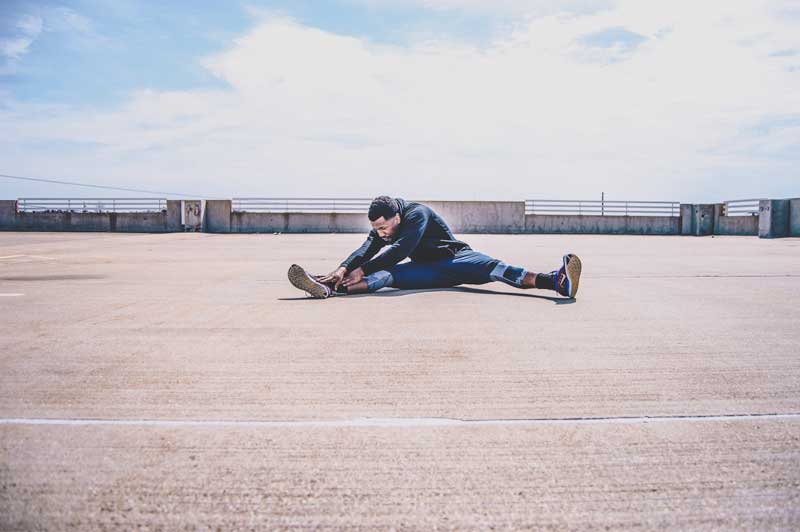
[
  {"xmin": 340, "ymin": 231, "xmax": 386, "ymax": 273},
  {"xmin": 360, "ymin": 209, "xmax": 428, "ymax": 275}
]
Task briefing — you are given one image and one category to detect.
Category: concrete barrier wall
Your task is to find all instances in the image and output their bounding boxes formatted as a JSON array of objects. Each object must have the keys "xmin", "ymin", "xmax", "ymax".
[
  {"xmin": 716, "ymin": 215, "xmax": 758, "ymax": 236},
  {"xmin": 231, "ymin": 212, "xmax": 371, "ymax": 233},
  {"xmin": 790, "ymin": 198, "xmax": 800, "ymax": 237},
  {"xmin": 524, "ymin": 214, "xmax": 679, "ymax": 234},
  {"xmin": 0, "ymin": 198, "xmax": 787, "ymax": 236},
  {"xmin": 1, "ymin": 205, "xmax": 175, "ymax": 233},
  {"xmin": 70, "ymin": 213, "xmax": 112, "ymax": 231},
  {"xmin": 420, "ymin": 201, "xmax": 525, "ymax": 233},
  {"xmin": 229, "ymin": 201, "xmax": 524, "ymax": 234},
  {"xmin": 12, "ymin": 212, "xmax": 68, "ymax": 231},
  {"xmin": 114, "ymin": 212, "xmax": 169, "ymax": 232}
]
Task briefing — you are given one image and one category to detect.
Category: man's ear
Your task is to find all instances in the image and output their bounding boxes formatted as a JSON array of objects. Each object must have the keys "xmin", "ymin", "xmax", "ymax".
[{"xmin": 394, "ymin": 213, "xmax": 401, "ymax": 224}]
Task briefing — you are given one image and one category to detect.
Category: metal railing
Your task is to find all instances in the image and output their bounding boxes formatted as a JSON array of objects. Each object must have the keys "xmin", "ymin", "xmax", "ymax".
[
  {"xmin": 722, "ymin": 198, "xmax": 761, "ymax": 217},
  {"xmin": 17, "ymin": 198, "xmax": 167, "ymax": 213},
  {"xmin": 232, "ymin": 198, "xmax": 371, "ymax": 213},
  {"xmin": 525, "ymin": 199, "xmax": 680, "ymax": 217}
]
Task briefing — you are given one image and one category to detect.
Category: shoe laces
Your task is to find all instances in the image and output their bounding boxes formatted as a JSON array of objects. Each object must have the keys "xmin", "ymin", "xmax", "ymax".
[{"xmin": 549, "ymin": 269, "xmax": 566, "ymax": 292}]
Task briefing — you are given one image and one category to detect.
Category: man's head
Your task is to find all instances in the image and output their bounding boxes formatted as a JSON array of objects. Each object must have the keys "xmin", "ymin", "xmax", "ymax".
[{"xmin": 368, "ymin": 196, "xmax": 401, "ymax": 241}]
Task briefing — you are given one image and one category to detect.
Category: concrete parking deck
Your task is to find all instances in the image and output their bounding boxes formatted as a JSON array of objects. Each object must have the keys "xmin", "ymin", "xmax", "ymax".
[{"xmin": 1, "ymin": 232, "xmax": 799, "ymax": 529}]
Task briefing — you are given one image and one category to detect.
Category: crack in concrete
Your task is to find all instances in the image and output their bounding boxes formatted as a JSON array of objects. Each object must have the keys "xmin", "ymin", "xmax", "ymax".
[{"xmin": 1, "ymin": 412, "xmax": 799, "ymax": 428}]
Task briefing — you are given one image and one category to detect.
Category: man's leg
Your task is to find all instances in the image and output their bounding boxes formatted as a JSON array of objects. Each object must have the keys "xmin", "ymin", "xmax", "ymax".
[
  {"xmin": 445, "ymin": 250, "xmax": 582, "ymax": 297},
  {"xmin": 488, "ymin": 254, "xmax": 582, "ymax": 297},
  {"xmin": 351, "ymin": 252, "xmax": 548, "ymax": 292},
  {"xmin": 343, "ymin": 270, "xmax": 394, "ymax": 294}
]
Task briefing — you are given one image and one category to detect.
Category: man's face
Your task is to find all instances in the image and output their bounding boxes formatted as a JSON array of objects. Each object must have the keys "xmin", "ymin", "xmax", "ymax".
[{"xmin": 371, "ymin": 214, "xmax": 401, "ymax": 242}]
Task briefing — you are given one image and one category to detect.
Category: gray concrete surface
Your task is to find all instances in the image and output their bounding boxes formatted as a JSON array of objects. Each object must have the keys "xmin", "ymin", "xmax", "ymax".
[{"xmin": 1, "ymin": 232, "xmax": 799, "ymax": 529}]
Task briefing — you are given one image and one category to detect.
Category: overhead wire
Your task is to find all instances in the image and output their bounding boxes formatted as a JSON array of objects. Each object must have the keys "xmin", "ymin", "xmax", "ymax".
[{"xmin": 0, "ymin": 173, "xmax": 210, "ymax": 198}]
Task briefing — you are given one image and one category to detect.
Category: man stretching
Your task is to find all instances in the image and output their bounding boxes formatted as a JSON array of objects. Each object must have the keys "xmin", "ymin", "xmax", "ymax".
[{"xmin": 287, "ymin": 196, "xmax": 582, "ymax": 299}]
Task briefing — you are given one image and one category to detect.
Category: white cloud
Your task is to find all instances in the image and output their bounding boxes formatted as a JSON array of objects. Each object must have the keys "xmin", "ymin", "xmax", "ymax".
[
  {"xmin": 1, "ymin": 14, "xmax": 42, "ymax": 60},
  {"xmin": 3, "ymin": 0, "xmax": 800, "ymax": 201},
  {"xmin": 16, "ymin": 14, "xmax": 44, "ymax": 36},
  {"xmin": 44, "ymin": 7, "xmax": 93, "ymax": 34},
  {"xmin": 348, "ymin": 0, "xmax": 612, "ymax": 17},
  {"xmin": 1, "ymin": 7, "xmax": 96, "ymax": 70},
  {"xmin": 1, "ymin": 36, "xmax": 34, "ymax": 60}
]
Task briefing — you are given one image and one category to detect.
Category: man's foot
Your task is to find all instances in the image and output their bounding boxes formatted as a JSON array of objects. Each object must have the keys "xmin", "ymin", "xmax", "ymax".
[
  {"xmin": 553, "ymin": 254, "xmax": 582, "ymax": 298},
  {"xmin": 287, "ymin": 264, "xmax": 332, "ymax": 299}
]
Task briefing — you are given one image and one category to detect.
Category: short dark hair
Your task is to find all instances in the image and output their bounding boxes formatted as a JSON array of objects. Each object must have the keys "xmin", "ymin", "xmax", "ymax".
[{"xmin": 368, "ymin": 196, "xmax": 399, "ymax": 222}]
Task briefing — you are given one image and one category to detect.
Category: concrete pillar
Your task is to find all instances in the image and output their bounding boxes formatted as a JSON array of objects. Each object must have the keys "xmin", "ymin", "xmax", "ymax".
[
  {"xmin": 679, "ymin": 204, "xmax": 693, "ymax": 235},
  {"xmin": 182, "ymin": 200, "xmax": 203, "ymax": 232},
  {"xmin": 205, "ymin": 200, "xmax": 232, "ymax": 233},
  {"xmin": 712, "ymin": 203, "xmax": 723, "ymax": 235},
  {"xmin": 692, "ymin": 204, "xmax": 715, "ymax": 236},
  {"xmin": 166, "ymin": 200, "xmax": 182, "ymax": 232},
  {"xmin": 0, "ymin": 200, "xmax": 17, "ymax": 230},
  {"xmin": 758, "ymin": 199, "xmax": 790, "ymax": 238},
  {"xmin": 790, "ymin": 198, "xmax": 800, "ymax": 237}
]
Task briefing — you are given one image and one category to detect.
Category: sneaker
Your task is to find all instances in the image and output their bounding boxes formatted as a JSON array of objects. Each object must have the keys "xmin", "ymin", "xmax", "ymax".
[
  {"xmin": 287, "ymin": 264, "xmax": 331, "ymax": 299},
  {"xmin": 553, "ymin": 254, "xmax": 582, "ymax": 298}
]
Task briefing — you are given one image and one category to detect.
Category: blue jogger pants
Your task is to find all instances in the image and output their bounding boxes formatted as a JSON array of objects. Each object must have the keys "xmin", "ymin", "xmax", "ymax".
[{"xmin": 363, "ymin": 249, "xmax": 502, "ymax": 292}]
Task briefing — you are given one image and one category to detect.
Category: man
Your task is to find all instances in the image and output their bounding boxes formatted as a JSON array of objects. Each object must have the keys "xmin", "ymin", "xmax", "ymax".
[{"xmin": 287, "ymin": 196, "xmax": 582, "ymax": 299}]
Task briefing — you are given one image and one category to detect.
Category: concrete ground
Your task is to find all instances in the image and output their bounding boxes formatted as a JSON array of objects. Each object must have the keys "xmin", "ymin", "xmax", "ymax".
[{"xmin": 1, "ymin": 231, "xmax": 799, "ymax": 530}]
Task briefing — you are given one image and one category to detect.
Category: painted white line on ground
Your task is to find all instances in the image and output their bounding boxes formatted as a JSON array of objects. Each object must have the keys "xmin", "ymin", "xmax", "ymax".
[
  {"xmin": 0, "ymin": 254, "xmax": 55, "ymax": 260},
  {"xmin": 0, "ymin": 293, "xmax": 24, "ymax": 297},
  {"xmin": 1, "ymin": 413, "xmax": 798, "ymax": 428}
]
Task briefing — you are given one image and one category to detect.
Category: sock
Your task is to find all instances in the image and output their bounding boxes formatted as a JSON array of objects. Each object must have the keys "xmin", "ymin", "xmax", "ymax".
[
  {"xmin": 326, "ymin": 284, "xmax": 347, "ymax": 296},
  {"xmin": 535, "ymin": 273, "xmax": 555, "ymax": 290}
]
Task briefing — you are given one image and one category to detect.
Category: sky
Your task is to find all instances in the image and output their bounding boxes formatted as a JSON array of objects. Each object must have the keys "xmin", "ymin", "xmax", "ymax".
[{"xmin": 1, "ymin": 0, "xmax": 799, "ymax": 202}]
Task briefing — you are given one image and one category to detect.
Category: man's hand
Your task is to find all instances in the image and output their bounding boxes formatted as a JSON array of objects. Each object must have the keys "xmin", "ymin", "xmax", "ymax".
[
  {"xmin": 341, "ymin": 267, "xmax": 365, "ymax": 288},
  {"xmin": 317, "ymin": 266, "xmax": 348, "ymax": 290}
]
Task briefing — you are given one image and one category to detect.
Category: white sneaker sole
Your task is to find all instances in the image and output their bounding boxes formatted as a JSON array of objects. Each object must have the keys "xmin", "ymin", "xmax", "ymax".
[{"xmin": 287, "ymin": 264, "xmax": 329, "ymax": 299}]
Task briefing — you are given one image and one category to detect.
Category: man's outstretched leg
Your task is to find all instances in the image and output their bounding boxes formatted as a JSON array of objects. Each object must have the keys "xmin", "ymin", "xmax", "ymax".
[{"xmin": 490, "ymin": 253, "xmax": 582, "ymax": 298}]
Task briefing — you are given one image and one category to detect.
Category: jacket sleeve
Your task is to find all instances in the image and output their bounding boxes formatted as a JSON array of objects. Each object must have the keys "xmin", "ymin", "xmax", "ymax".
[
  {"xmin": 360, "ymin": 208, "xmax": 428, "ymax": 275},
  {"xmin": 340, "ymin": 231, "xmax": 386, "ymax": 272}
]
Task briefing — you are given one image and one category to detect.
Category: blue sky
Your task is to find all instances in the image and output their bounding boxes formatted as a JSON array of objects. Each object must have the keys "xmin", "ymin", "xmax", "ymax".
[
  {"xmin": 1, "ymin": 0, "xmax": 504, "ymax": 107},
  {"xmin": 1, "ymin": 0, "xmax": 799, "ymax": 201}
]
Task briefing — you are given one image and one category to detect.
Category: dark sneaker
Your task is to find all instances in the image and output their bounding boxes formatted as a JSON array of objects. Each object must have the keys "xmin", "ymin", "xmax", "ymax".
[
  {"xmin": 287, "ymin": 264, "xmax": 331, "ymax": 299},
  {"xmin": 554, "ymin": 254, "xmax": 582, "ymax": 298}
]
